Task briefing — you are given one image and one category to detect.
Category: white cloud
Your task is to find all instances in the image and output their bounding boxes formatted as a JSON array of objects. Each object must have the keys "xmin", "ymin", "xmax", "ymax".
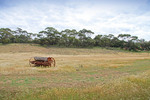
[{"xmin": 0, "ymin": 0, "xmax": 150, "ymax": 40}]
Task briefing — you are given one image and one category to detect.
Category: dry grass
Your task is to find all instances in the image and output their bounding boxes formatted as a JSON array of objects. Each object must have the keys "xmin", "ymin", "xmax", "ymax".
[
  {"xmin": 12, "ymin": 70, "xmax": 150, "ymax": 100},
  {"xmin": 0, "ymin": 44, "xmax": 150, "ymax": 100},
  {"xmin": 0, "ymin": 52, "xmax": 149, "ymax": 74}
]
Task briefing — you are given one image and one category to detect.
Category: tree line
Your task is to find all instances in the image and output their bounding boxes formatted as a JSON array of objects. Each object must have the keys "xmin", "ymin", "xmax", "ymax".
[{"xmin": 0, "ymin": 27, "xmax": 150, "ymax": 51}]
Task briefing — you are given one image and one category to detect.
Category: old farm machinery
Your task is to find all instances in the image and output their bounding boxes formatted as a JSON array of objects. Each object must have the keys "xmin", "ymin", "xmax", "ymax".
[{"xmin": 29, "ymin": 57, "xmax": 56, "ymax": 67}]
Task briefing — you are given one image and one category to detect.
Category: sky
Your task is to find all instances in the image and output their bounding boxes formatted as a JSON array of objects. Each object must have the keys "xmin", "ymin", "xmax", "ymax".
[{"xmin": 0, "ymin": 0, "xmax": 150, "ymax": 40}]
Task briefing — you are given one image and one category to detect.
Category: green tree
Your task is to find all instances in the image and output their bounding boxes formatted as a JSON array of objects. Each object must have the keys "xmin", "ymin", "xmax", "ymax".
[
  {"xmin": 13, "ymin": 28, "xmax": 32, "ymax": 43},
  {"xmin": 38, "ymin": 27, "xmax": 61, "ymax": 45},
  {"xmin": 118, "ymin": 34, "xmax": 140, "ymax": 51},
  {"xmin": 94, "ymin": 35, "xmax": 103, "ymax": 46},
  {"xmin": 0, "ymin": 28, "xmax": 13, "ymax": 44},
  {"xmin": 78, "ymin": 29, "xmax": 94, "ymax": 47},
  {"xmin": 60, "ymin": 29, "xmax": 78, "ymax": 47}
]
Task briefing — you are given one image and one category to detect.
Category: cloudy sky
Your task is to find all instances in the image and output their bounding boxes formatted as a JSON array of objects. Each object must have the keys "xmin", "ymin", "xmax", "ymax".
[{"xmin": 0, "ymin": 0, "xmax": 150, "ymax": 40}]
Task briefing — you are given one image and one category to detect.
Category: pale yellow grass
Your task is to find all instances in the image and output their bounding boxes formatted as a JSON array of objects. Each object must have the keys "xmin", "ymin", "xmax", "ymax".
[
  {"xmin": 0, "ymin": 44, "xmax": 150, "ymax": 74},
  {"xmin": 0, "ymin": 53, "xmax": 150, "ymax": 74}
]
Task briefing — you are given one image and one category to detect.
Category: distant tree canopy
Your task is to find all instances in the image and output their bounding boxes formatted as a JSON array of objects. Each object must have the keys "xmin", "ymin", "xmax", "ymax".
[{"xmin": 0, "ymin": 27, "xmax": 150, "ymax": 51}]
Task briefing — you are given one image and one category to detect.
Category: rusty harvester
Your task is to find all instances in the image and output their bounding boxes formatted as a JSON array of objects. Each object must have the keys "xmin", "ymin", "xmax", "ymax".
[{"xmin": 29, "ymin": 57, "xmax": 56, "ymax": 67}]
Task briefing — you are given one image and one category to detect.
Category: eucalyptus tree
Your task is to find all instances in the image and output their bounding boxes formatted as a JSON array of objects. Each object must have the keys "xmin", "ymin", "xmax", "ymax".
[
  {"xmin": 118, "ymin": 34, "xmax": 131, "ymax": 41},
  {"xmin": 13, "ymin": 28, "xmax": 32, "ymax": 43},
  {"xmin": 110, "ymin": 37, "xmax": 122, "ymax": 47},
  {"xmin": 60, "ymin": 29, "xmax": 79, "ymax": 47},
  {"xmin": 100, "ymin": 35, "xmax": 111, "ymax": 47},
  {"xmin": 117, "ymin": 34, "xmax": 140, "ymax": 51},
  {"xmin": 78, "ymin": 29, "xmax": 94, "ymax": 47},
  {"xmin": 39, "ymin": 27, "xmax": 61, "ymax": 45},
  {"xmin": 0, "ymin": 28, "xmax": 13, "ymax": 44},
  {"xmin": 94, "ymin": 35, "xmax": 103, "ymax": 46}
]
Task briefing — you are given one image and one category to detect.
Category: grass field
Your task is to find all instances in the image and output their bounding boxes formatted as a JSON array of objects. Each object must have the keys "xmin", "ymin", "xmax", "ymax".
[{"xmin": 0, "ymin": 44, "xmax": 150, "ymax": 100}]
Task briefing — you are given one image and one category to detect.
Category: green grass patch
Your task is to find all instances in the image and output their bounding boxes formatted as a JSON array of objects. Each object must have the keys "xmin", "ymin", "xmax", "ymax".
[
  {"xmin": 116, "ymin": 59, "xmax": 150, "ymax": 74},
  {"xmin": 11, "ymin": 71, "xmax": 150, "ymax": 100}
]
